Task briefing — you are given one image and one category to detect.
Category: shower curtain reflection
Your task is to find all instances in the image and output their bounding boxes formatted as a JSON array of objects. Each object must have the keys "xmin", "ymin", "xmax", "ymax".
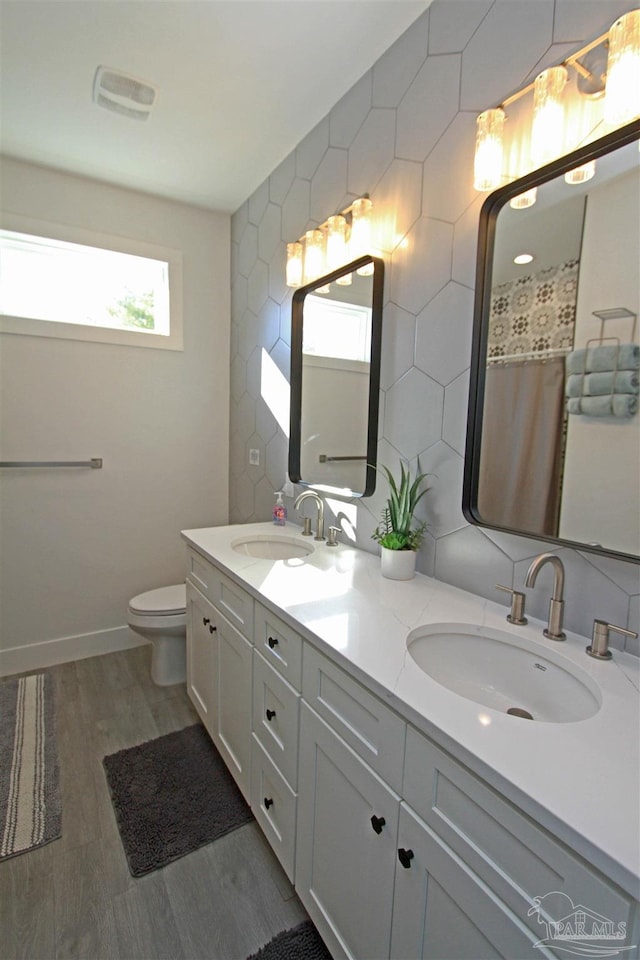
[{"xmin": 478, "ymin": 357, "xmax": 565, "ymax": 538}]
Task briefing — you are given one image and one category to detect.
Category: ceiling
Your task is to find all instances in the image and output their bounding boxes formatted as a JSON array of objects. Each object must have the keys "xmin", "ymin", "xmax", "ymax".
[{"xmin": 0, "ymin": 0, "xmax": 430, "ymax": 213}]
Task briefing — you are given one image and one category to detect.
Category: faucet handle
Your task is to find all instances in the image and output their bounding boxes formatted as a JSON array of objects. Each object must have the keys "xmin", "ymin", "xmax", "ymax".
[
  {"xmin": 301, "ymin": 516, "xmax": 313, "ymax": 537},
  {"xmin": 587, "ymin": 620, "xmax": 638, "ymax": 660},
  {"xmin": 495, "ymin": 584, "xmax": 528, "ymax": 625},
  {"xmin": 327, "ymin": 526, "xmax": 340, "ymax": 547}
]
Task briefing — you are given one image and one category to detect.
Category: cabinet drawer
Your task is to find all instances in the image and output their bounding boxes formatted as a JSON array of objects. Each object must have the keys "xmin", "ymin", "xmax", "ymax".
[
  {"xmin": 302, "ymin": 644, "xmax": 406, "ymax": 794},
  {"xmin": 403, "ymin": 725, "xmax": 638, "ymax": 943},
  {"xmin": 253, "ymin": 651, "xmax": 300, "ymax": 789},
  {"xmin": 254, "ymin": 603, "xmax": 302, "ymax": 690},
  {"xmin": 251, "ymin": 735, "xmax": 297, "ymax": 882},
  {"xmin": 186, "ymin": 547, "xmax": 254, "ymax": 640}
]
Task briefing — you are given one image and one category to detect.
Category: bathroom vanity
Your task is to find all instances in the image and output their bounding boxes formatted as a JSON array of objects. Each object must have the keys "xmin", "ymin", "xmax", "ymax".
[{"xmin": 182, "ymin": 522, "xmax": 640, "ymax": 960}]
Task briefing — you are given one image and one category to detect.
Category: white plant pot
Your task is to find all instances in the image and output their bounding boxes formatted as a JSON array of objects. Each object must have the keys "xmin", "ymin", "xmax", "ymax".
[{"xmin": 380, "ymin": 545, "xmax": 417, "ymax": 581}]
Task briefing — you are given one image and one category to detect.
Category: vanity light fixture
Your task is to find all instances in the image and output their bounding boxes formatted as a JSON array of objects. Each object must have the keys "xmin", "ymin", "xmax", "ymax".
[
  {"xmin": 472, "ymin": 15, "xmax": 640, "ymax": 193},
  {"xmin": 564, "ymin": 161, "xmax": 596, "ymax": 184},
  {"xmin": 473, "ymin": 108, "xmax": 506, "ymax": 191},
  {"xmin": 286, "ymin": 242, "xmax": 303, "ymax": 288},
  {"xmin": 302, "ymin": 229, "xmax": 325, "ymax": 285},
  {"xmin": 285, "ymin": 196, "xmax": 374, "ymax": 288},
  {"xmin": 531, "ymin": 66, "xmax": 568, "ymax": 166},
  {"xmin": 604, "ymin": 9, "xmax": 640, "ymax": 126},
  {"xmin": 325, "ymin": 215, "xmax": 348, "ymax": 271},
  {"xmin": 509, "ymin": 188, "xmax": 537, "ymax": 209},
  {"xmin": 350, "ymin": 198, "xmax": 374, "ymax": 276}
]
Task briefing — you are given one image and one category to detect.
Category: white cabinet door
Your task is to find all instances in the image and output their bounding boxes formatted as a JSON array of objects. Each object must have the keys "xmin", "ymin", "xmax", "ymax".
[
  {"xmin": 296, "ymin": 702, "xmax": 399, "ymax": 960},
  {"xmin": 213, "ymin": 605, "xmax": 253, "ymax": 803},
  {"xmin": 186, "ymin": 582, "xmax": 218, "ymax": 737},
  {"xmin": 391, "ymin": 803, "xmax": 547, "ymax": 960}
]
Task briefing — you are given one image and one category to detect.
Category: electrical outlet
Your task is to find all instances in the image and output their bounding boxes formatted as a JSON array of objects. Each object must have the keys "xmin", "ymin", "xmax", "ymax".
[{"xmin": 249, "ymin": 449, "xmax": 260, "ymax": 466}]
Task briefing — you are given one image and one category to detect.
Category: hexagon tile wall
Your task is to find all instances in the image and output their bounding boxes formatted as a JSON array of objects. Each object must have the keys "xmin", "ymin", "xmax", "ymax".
[{"xmin": 229, "ymin": 0, "xmax": 639, "ymax": 653}]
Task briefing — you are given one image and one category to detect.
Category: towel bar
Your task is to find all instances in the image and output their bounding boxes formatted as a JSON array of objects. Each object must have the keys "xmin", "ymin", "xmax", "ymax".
[{"xmin": 0, "ymin": 458, "xmax": 103, "ymax": 469}]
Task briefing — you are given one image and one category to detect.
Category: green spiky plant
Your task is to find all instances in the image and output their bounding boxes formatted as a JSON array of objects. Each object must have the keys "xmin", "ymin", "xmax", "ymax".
[{"xmin": 371, "ymin": 461, "xmax": 429, "ymax": 551}]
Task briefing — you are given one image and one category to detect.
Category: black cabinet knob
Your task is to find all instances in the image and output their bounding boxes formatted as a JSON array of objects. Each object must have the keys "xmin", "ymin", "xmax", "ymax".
[
  {"xmin": 264, "ymin": 797, "xmax": 273, "ymax": 809},
  {"xmin": 398, "ymin": 848, "xmax": 414, "ymax": 869},
  {"xmin": 209, "ymin": 624, "xmax": 217, "ymax": 634},
  {"xmin": 267, "ymin": 636, "xmax": 279, "ymax": 648},
  {"xmin": 371, "ymin": 815, "xmax": 386, "ymax": 835},
  {"xmin": 266, "ymin": 708, "xmax": 276, "ymax": 722},
  {"xmin": 202, "ymin": 617, "xmax": 210, "ymax": 625}
]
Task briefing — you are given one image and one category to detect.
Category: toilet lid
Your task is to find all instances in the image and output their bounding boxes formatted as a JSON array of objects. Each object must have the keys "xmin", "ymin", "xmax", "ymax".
[{"xmin": 129, "ymin": 583, "xmax": 186, "ymax": 616}]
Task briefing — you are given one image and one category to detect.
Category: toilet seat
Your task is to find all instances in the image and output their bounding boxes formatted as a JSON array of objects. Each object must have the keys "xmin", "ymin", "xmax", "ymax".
[{"xmin": 128, "ymin": 583, "xmax": 186, "ymax": 617}]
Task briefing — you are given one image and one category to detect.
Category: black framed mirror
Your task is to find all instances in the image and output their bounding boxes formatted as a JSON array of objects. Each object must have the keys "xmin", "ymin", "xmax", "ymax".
[
  {"xmin": 463, "ymin": 119, "xmax": 640, "ymax": 564},
  {"xmin": 289, "ymin": 255, "xmax": 384, "ymax": 498}
]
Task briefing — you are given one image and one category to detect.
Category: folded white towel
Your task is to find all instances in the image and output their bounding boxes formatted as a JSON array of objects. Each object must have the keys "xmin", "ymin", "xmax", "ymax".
[
  {"xmin": 566, "ymin": 343, "xmax": 640, "ymax": 375},
  {"xmin": 565, "ymin": 370, "xmax": 639, "ymax": 398},
  {"xmin": 566, "ymin": 394, "xmax": 638, "ymax": 417}
]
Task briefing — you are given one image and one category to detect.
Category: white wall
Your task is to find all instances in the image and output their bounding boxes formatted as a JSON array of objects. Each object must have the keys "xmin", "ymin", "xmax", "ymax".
[
  {"xmin": 560, "ymin": 168, "xmax": 640, "ymax": 555},
  {"xmin": 0, "ymin": 158, "xmax": 230, "ymax": 674},
  {"xmin": 300, "ymin": 359, "xmax": 369, "ymax": 492}
]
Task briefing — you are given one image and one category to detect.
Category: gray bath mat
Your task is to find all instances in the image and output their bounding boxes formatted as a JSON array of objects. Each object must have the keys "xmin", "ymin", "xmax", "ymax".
[
  {"xmin": 248, "ymin": 921, "xmax": 332, "ymax": 960},
  {"xmin": 103, "ymin": 723, "xmax": 253, "ymax": 876},
  {"xmin": 0, "ymin": 672, "xmax": 61, "ymax": 861}
]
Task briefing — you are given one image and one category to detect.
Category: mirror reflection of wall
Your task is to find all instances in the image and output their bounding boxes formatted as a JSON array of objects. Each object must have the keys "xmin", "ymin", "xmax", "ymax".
[
  {"xmin": 465, "ymin": 124, "xmax": 640, "ymax": 563},
  {"xmin": 301, "ymin": 285, "xmax": 372, "ymax": 492},
  {"xmin": 289, "ymin": 256, "xmax": 384, "ymax": 498}
]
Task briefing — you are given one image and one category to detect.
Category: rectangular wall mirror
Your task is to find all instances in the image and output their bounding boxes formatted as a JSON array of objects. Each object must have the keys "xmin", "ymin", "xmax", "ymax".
[
  {"xmin": 289, "ymin": 255, "xmax": 384, "ymax": 498},
  {"xmin": 464, "ymin": 120, "xmax": 640, "ymax": 564}
]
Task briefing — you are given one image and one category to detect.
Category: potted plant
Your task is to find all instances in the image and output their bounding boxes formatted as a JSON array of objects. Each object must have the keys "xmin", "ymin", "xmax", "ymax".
[{"xmin": 372, "ymin": 461, "xmax": 429, "ymax": 580}]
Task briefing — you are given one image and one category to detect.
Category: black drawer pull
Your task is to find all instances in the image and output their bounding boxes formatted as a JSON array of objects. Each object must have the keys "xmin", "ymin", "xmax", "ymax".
[
  {"xmin": 398, "ymin": 848, "xmax": 414, "ymax": 869},
  {"xmin": 266, "ymin": 709, "xmax": 276, "ymax": 722},
  {"xmin": 267, "ymin": 636, "xmax": 279, "ymax": 648},
  {"xmin": 202, "ymin": 617, "xmax": 210, "ymax": 626},
  {"xmin": 209, "ymin": 624, "xmax": 217, "ymax": 634},
  {"xmin": 264, "ymin": 797, "xmax": 273, "ymax": 809},
  {"xmin": 371, "ymin": 815, "xmax": 386, "ymax": 834}
]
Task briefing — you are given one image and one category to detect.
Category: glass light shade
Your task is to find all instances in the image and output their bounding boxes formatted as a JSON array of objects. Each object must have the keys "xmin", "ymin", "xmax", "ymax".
[
  {"xmin": 509, "ymin": 188, "xmax": 537, "ymax": 209},
  {"xmin": 604, "ymin": 10, "xmax": 640, "ymax": 126},
  {"xmin": 474, "ymin": 108, "xmax": 505, "ymax": 191},
  {"xmin": 286, "ymin": 241, "xmax": 303, "ymax": 287},
  {"xmin": 531, "ymin": 66, "xmax": 568, "ymax": 166},
  {"xmin": 303, "ymin": 229, "xmax": 325, "ymax": 283},
  {"xmin": 350, "ymin": 198, "xmax": 374, "ymax": 274},
  {"xmin": 326, "ymin": 215, "xmax": 347, "ymax": 270},
  {"xmin": 564, "ymin": 161, "xmax": 596, "ymax": 184}
]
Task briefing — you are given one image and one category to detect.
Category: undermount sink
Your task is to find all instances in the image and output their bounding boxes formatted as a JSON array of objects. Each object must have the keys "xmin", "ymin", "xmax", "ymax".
[
  {"xmin": 231, "ymin": 534, "xmax": 314, "ymax": 560},
  {"xmin": 407, "ymin": 624, "xmax": 601, "ymax": 723}
]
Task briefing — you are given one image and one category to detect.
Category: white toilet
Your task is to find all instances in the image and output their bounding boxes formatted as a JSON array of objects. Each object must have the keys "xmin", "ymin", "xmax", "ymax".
[{"xmin": 127, "ymin": 583, "xmax": 187, "ymax": 686}]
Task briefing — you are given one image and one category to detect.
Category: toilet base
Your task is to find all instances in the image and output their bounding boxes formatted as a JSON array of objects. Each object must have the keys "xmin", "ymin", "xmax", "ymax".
[{"xmin": 150, "ymin": 635, "xmax": 186, "ymax": 686}]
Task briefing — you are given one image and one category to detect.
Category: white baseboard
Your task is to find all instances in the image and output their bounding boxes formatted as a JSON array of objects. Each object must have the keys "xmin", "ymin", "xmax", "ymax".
[{"xmin": 0, "ymin": 626, "xmax": 147, "ymax": 677}]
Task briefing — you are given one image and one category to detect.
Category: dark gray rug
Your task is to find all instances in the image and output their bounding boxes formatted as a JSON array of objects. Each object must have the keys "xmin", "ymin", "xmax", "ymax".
[
  {"xmin": 0, "ymin": 672, "xmax": 61, "ymax": 861},
  {"xmin": 103, "ymin": 723, "xmax": 253, "ymax": 877},
  {"xmin": 248, "ymin": 921, "xmax": 332, "ymax": 960}
]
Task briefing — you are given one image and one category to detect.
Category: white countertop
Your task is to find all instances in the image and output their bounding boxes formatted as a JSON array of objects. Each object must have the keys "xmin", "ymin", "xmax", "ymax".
[{"xmin": 182, "ymin": 521, "xmax": 640, "ymax": 897}]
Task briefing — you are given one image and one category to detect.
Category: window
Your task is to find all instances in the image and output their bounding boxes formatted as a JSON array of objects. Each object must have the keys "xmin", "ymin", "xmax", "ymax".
[
  {"xmin": 302, "ymin": 295, "xmax": 372, "ymax": 363},
  {"xmin": 0, "ymin": 218, "xmax": 183, "ymax": 350}
]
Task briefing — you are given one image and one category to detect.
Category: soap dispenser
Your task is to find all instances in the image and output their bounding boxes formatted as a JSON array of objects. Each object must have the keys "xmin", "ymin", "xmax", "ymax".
[{"xmin": 272, "ymin": 491, "xmax": 287, "ymax": 526}]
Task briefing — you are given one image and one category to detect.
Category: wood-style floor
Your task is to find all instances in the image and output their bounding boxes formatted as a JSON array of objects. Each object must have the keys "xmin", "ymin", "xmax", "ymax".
[{"xmin": 0, "ymin": 646, "xmax": 308, "ymax": 960}]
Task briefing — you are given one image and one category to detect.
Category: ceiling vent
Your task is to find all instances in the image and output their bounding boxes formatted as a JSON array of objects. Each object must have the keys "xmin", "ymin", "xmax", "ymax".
[{"xmin": 92, "ymin": 66, "xmax": 157, "ymax": 121}]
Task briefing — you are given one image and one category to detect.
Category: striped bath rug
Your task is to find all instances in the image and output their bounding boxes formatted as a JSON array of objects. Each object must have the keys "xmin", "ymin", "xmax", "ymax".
[{"xmin": 0, "ymin": 672, "xmax": 61, "ymax": 860}]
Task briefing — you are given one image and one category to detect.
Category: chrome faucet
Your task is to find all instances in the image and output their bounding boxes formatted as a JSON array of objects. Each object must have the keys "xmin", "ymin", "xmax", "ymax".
[
  {"xmin": 524, "ymin": 553, "xmax": 566, "ymax": 641},
  {"xmin": 294, "ymin": 490, "xmax": 325, "ymax": 542}
]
